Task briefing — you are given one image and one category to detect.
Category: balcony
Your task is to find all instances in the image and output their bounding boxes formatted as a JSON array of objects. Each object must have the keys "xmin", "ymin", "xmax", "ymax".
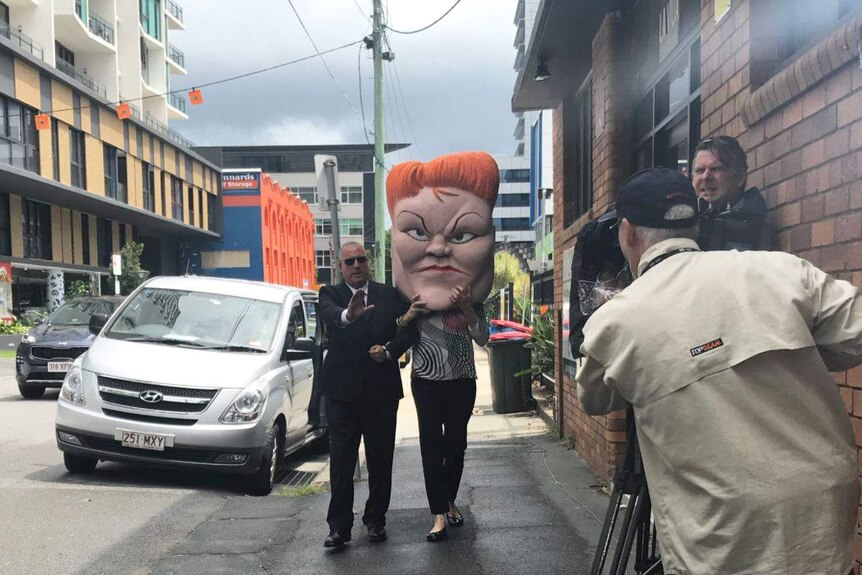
[
  {"xmin": 165, "ymin": 0, "xmax": 185, "ymax": 29},
  {"xmin": 0, "ymin": 21, "xmax": 44, "ymax": 62},
  {"xmin": 167, "ymin": 91, "xmax": 188, "ymax": 120},
  {"xmin": 88, "ymin": 13, "xmax": 114, "ymax": 45},
  {"xmin": 167, "ymin": 43, "xmax": 186, "ymax": 73},
  {"xmin": 143, "ymin": 112, "xmax": 194, "ymax": 150},
  {"xmin": 56, "ymin": 58, "xmax": 106, "ymax": 98}
]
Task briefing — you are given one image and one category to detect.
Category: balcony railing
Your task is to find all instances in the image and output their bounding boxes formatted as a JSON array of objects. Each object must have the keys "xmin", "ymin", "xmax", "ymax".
[
  {"xmin": 143, "ymin": 112, "xmax": 194, "ymax": 150},
  {"xmin": 168, "ymin": 92, "xmax": 186, "ymax": 113},
  {"xmin": 88, "ymin": 13, "xmax": 114, "ymax": 45},
  {"xmin": 167, "ymin": 44, "xmax": 185, "ymax": 68},
  {"xmin": 166, "ymin": 0, "xmax": 183, "ymax": 23},
  {"xmin": 0, "ymin": 21, "xmax": 44, "ymax": 62},
  {"xmin": 56, "ymin": 59, "xmax": 106, "ymax": 98}
]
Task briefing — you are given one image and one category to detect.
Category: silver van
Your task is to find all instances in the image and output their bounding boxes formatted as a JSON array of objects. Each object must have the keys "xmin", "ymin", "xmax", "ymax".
[{"xmin": 55, "ymin": 276, "xmax": 327, "ymax": 495}]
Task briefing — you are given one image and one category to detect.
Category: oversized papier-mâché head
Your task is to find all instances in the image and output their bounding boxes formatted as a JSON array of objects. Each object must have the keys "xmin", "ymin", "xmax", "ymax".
[{"xmin": 386, "ymin": 151, "xmax": 499, "ymax": 311}]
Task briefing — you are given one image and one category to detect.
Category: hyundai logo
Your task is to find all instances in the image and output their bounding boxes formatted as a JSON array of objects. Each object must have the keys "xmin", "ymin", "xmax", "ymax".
[{"xmin": 139, "ymin": 390, "xmax": 164, "ymax": 403}]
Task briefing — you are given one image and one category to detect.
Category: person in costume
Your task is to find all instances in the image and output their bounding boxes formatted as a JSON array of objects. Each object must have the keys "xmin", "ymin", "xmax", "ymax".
[{"xmin": 386, "ymin": 151, "xmax": 496, "ymax": 542}]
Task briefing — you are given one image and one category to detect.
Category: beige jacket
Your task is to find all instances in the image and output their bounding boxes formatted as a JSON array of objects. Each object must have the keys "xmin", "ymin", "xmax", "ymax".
[{"xmin": 577, "ymin": 238, "xmax": 861, "ymax": 575}]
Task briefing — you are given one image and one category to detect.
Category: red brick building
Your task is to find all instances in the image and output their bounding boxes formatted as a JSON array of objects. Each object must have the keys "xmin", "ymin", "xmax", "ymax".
[{"xmin": 513, "ymin": 0, "xmax": 862, "ymax": 565}]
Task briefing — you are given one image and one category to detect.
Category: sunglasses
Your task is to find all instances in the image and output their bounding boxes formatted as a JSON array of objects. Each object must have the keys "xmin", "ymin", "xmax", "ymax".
[{"xmin": 342, "ymin": 256, "xmax": 368, "ymax": 266}]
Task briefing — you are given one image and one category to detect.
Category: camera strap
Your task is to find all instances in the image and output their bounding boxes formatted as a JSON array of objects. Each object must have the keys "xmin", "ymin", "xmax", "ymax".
[{"xmin": 640, "ymin": 247, "xmax": 698, "ymax": 276}]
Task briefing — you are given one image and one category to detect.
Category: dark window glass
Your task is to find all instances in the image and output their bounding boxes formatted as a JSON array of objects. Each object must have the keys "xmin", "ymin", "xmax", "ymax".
[
  {"xmin": 187, "ymin": 186, "xmax": 194, "ymax": 223},
  {"xmin": 55, "ymin": 42, "xmax": 74, "ymax": 66},
  {"xmin": 70, "ymin": 128, "xmax": 86, "ymax": 188},
  {"xmin": 197, "ymin": 188, "xmax": 203, "ymax": 228},
  {"xmin": 40, "ymin": 73, "xmax": 52, "ymax": 112},
  {"xmin": 97, "ymin": 218, "xmax": 112, "ymax": 267},
  {"xmin": 207, "ymin": 193, "xmax": 216, "ymax": 231},
  {"xmin": 81, "ymin": 214, "xmax": 90, "ymax": 265},
  {"xmin": 104, "ymin": 145, "xmax": 117, "ymax": 199},
  {"xmin": 21, "ymin": 198, "xmax": 52, "ymax": 260},
  {"xmin": 0, "ymin": 193, "xmax": 10, "ymax": 256},
  {"xmin": 136, "ymin": 127, "xmax": 143, "ymax": 155},
  {"xmin": 161, "ymin": 172, "xmax": 167, "ymax": 216},
  {"xmin": 499, "ymin": 169, "xmax": 531, "ymax": 183},
  {"xmin": 90, "ymin": 100, "xmax": 100, "ymax": 138},
  {"xmin": 72, "ymin": 93, "xmax": 81, "ymax": 129},
  {"xmin": 495, "ymin": 193, "xmax": 531, "ymax": 208},
  {"xmin": 565, "ymin": 79, "xmax": 593, "ymax": 225},
  {"xmin": 142, "ymin": 162, "xmax": 154, "ymax": 212},
  {"xmin": 52, "ymin": 120, "xmax": 60, "ymax": 179},
  {"xmin": 171, "ymin": 176, "xmax": 183, "ymax": 220},
  {"xmin": 494, "ymin": 217, "xmax": 531, "ymax": 231}
]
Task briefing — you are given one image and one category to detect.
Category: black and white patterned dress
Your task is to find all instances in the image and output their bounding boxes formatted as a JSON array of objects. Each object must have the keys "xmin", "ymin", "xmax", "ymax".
[{"xmin": 411, "ymin": 308, "xmax": 489, "ymax": 381}]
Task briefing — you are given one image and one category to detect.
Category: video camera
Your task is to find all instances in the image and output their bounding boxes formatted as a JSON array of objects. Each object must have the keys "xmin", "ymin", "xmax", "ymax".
[{"xmin": 568, "ymin": 201, "xmax": 767, "ymax": 356}]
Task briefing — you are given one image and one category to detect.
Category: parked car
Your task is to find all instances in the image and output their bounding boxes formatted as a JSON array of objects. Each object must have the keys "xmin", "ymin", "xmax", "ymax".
[
  {"xmin": 16, "ymin": 296, "xmax": 126, "ymax": 399},
  {"xmin": 55, "ymin": 276, "xmax": 328, "ymax": 496}
]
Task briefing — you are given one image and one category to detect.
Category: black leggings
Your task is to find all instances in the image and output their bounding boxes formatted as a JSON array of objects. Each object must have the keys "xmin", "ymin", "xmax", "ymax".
[{"xmin": 411, "ymin": 376, "xmax": 477, "ymax": 515}]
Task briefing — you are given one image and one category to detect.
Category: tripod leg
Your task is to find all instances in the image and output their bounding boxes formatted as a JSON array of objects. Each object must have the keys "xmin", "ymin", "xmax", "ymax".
[
  {"xmin": 608, "ymin": 489, "xmax": 645, "ymax": 575},
  {"xmin": 590, "ymin": 488, "xmax": 626, "ymax": 575}
]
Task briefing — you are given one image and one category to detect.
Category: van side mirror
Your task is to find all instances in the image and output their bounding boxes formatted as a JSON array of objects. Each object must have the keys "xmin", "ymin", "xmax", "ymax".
[
  {"xmin": 88, "ymin": 313, "xmax": 107, "ymax": 336},
  {"xmin": 283, "ymin": 336, "xmax": 314, "ymax": 362}
]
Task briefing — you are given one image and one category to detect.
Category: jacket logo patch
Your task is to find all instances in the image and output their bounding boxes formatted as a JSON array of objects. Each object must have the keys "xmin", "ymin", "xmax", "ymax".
[{"xmin": 690, "ymin": 338, "xmax": 724, "ymax": 357}]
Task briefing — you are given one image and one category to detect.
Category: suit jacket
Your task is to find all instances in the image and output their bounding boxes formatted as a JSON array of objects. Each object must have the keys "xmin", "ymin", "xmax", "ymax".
[{"xmin": 319, "ymin": 281, "xmax": 411, "ymax": 402}]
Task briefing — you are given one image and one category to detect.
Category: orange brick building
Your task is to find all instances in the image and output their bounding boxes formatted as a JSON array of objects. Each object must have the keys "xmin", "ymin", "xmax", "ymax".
[{"xmin": 513, "ymin": 0, "xmax": 862, "ymax": 566}]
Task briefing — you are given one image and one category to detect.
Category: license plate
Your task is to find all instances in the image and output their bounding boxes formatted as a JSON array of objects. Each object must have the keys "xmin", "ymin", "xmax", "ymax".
[
  {"xmin": 47, "ymin": 361, "xmax": 73, "ymax": 373},
  {"xmin": 114, "ymin": 429, "xmax": 174, "ymax": 451}
]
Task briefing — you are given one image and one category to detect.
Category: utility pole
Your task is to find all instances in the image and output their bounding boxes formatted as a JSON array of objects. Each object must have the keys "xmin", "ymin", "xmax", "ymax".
[
  {"xmin": 372, "ymin": 0, "xmax": 386, "ymax": 282},
  {"xmin": 323, "ymin": 159, "xmax": 342, "ymax": 284}
]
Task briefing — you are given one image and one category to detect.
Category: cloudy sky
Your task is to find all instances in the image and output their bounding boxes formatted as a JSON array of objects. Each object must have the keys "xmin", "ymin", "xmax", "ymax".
[{"xmin": 172, "ymin": 0, "xmax": 519, "ymax": 165}]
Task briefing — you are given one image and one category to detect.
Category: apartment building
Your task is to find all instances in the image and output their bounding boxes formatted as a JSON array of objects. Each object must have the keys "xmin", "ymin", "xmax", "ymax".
[
  {"xmin": 0, "ymin": 0, "xmax": 219, "ymax": 312},
  {"xmin": 493, "ymin": 155, "xmax": 533, "ymax": 268},
  {"xmin": 194, "ymin": 144, "xmax": 408, "ymax": 286}
]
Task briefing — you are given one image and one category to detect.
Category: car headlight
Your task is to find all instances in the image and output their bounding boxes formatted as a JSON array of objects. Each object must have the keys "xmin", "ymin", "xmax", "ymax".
[
  {"xmin": 21, "ymin": 333, "xmax": 35, "ymax": 344},
  {"xmin": 220, "ymin": 379, "xmax": 267, "ymax": 424},
  {"xmin": 59, "ymin": 364, "xmax": 85, "ymax": 405}
]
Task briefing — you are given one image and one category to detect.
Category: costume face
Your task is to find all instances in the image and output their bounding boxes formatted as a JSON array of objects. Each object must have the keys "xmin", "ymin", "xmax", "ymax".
[
  {"xmin": 339, "ymin": 244, "xmax": 369, "ymax": 289},
  {"xmin": 391, "ymin": 186, "xmax": 494, "ymax": 311},
  {"xmin": 692, "ymin": 150, "xmax": 744, "ymax": 206}
]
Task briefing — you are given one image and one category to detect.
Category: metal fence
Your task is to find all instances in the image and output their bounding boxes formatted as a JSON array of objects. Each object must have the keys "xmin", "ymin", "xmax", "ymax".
[{"xmin": 56, "ymin": 58, "xmax": 107, "ymax": 98}]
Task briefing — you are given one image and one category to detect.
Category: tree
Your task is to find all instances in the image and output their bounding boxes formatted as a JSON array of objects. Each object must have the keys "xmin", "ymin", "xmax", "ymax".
[
  {"xmin": 492, "ymin": 251, "xmax": 531, "ymax": 324},
  {"xmin": 110, "ymin": 241, "xmax": 150, "ymax": 295}
]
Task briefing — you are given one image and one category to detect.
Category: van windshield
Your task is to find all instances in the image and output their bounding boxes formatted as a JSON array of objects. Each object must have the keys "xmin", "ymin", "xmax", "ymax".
[{"xmin": 104, "ymin": 287, "xmax": 281, "ymax": 353}]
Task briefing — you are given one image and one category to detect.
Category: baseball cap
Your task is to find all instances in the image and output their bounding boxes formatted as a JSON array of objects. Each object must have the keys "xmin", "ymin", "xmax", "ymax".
[{"xmin": 615, "ymin": 168, "xmax": 698, "ymax": 228}]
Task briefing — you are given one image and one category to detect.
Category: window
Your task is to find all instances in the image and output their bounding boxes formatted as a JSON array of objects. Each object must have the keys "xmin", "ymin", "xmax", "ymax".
[
  {"xmin": 55, "ymin": 42, "xmax": 74, "ymax": 67},
  {"xmin": 51, "ymin": 119, "xmax": 60, "ymax": 180},
  {"xmin": 90, "ymin": 100, "xmax": 100, "ymax": 138},
  {"xmin": 161, "ymin": 172, "xmax": 167, "ymax": 216},
  {"xmin": 21, "ymin": 198, "xmax": 51, "ymax": 260},
  {"xmin": 207, "ymin": 193, "xmax": 216, "ymax": 231},
  {"xmin": 171, "ymin": 176, "xmax": 183, "ymax": 220},
  {"xmin": 0, "ymin": 193, "xmax": 9, "ymax": 256},
  {"xmin": 0, "ymin": 97, "xmax": 40, "ymax": 174},
  {"xmin": 494, "ymin": 217, "xmax": 531, "ymax": 231},
  {"xmin": 499, "ymin": 169, "xmax": 531, "ymax": 183},
  {"xmin": 97, "ymin": 218, "xmax": 112, "ymax": 267},
  {"xmin": 340, "ymin": 186, "xmax": 362, "ymax": 204},
  {"xmin": 295, "ymin": 186, "xmax": 317, "ymax": 204},
  {"xmin": 284, "ymin": 302, "xmax": 306, "ymax": 353},
  {"xmin": 314, "ymin": 218, "xmax": 332, "ymax": 235},
  {"xmin": 563, "ymin": 77, "xmax": 593, "ymax": 226},
  {"xmin": 197, "ymin": 189, "xmax": 204, "ymax": 227},
  {"xmin": 340, "ymin": 218, "xmax": 363, "ymax": 236},
  {"xmin": 81, "ymin": 214, "xmax": 90, "ymax": 265},
  {"xmin": 187, "ymin": 186, "xmax": 194, "ymax": 223},
  {"xmin": 69, "ymin": 128, "xmax": 86, "ymax": 188},
  {"xmin": 142, "ymin": 162, "xmax": 154, "ymax": 212},
  {"xmin": 315, "ymin": 250, "xmax": 331, "ymax": 268},
  {"xmin": 495, "ymin": 193, "xmax": 531, "ymax": 208}
]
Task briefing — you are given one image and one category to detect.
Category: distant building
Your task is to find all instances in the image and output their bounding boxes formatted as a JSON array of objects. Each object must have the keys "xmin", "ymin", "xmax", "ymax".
[
  {"xmin": 184, "ymin": 169, "xmax": 313, "ymax": 288},
  {"xmin": 493, "ymin": 155, "xmax": 533, "ymax": 268},
  {"xmin": 527, "ymin": 110, "xmax": 554, "ymax": 305},
  {"xmin": 0, "ymin": 0, "xmax": 218, "ymax": 314},
  {"xmin": 194, "ymin": 144, "xmax": 408, "ymax": 285}
]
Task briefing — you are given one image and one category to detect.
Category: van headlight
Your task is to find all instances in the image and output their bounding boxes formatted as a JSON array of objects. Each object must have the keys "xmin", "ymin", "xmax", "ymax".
[
  {"xmin": 220, "ymin": 379, "xmax": 267, "ymax": 424},
  {"xmin": 21, "ymin": 333, "xmax": 35, "ymax": 344},
  {"xmin": 59, "ymin": 364, "xmax": 85, "ymax": 405}
]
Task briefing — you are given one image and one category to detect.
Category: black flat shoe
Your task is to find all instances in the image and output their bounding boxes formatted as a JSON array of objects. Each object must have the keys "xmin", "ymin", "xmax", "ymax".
[
  {"xmin": 426, "ymin": 526, "xmax": 448, "ymax": 542},
  {"xmin": 367, "ymin": 524, "xmax": 387, "ymax": 543},
  {"xmin": 324, "ymin": 529, "xmax": 350, "ymax": 549},
  {"xmin": 446, "ymin": 513, "xmax": 464, "ymax": 527}
]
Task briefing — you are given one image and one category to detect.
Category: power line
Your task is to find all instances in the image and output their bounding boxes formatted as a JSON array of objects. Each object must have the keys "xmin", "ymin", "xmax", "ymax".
[
  {"xmin": 286, "ymin": 0, "xmax": 373, "ymax": 136},
  {"xmin": 357, "ymin": 44, "xmax": 371, "ymax": 145},
  {"xmin": 385, "ymin": 0, "xmax": 463, "ymax": 35},
  {"xmin": 389, "ymin": 53, "xmax": 424, "ymax": 159},
  {"xmin": 383, "ymin": 63, "xmax": 410, "ymax": 165},
  {"xmin": 30, "ymin": 40, "xmax": 362, "ymax": 119},
  {"xmin": 352, "ymin": 0, "xmax": 369, "ymax": 20}
]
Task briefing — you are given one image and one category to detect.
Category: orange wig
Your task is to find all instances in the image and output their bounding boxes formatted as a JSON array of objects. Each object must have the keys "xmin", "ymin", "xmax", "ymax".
[{"xmin": 385, "ymin": 151, "xmax": 499, "ymax": 215}]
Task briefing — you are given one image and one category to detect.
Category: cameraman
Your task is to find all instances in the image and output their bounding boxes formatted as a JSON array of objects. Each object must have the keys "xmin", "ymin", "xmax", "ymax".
[
  {"xmin": 692, "ymin": 135, "xmax": 769, "ymax": 251},
  {"xmin": 576, "ymin": 168, "xmax": 861, "ymax": 575}
]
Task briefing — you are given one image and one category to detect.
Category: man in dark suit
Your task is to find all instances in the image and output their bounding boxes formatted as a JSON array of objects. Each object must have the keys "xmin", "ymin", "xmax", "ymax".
[{"xmin": 319, "ymin": 241, "xmax": 412, "ymax": 549}]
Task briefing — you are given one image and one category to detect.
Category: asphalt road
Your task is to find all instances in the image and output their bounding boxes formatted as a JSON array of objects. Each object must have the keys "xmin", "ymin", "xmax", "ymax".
[{"xmin": 0, "ymin": 358, "xmax": 319, "ymax": 575}]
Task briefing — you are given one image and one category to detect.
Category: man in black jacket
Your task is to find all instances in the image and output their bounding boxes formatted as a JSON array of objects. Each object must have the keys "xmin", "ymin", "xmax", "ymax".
[{"xmin": 319, "ymin": 242, "xmax": 411, "ymax": 549}]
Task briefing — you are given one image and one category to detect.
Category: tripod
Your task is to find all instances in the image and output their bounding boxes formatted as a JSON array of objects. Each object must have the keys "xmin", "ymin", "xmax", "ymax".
[{"xmin": 590, "ymin": 407, "xmax": 662, "ymax": 575}]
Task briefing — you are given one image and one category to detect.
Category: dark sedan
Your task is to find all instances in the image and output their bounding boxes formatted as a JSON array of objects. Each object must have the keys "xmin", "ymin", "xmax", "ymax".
[{"xmin": 16, "ymin": 296, "xmax": 125, "ymax": 398}]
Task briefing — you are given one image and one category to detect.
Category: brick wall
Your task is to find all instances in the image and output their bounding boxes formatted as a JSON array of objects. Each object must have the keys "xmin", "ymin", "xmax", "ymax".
[
  {"xmin": 552, "ymin": 12, "xmax": 630, "ymax": 481},
  {"xmin": 700, "ymin": 0, "xmax": 862, "ymax": 569}
]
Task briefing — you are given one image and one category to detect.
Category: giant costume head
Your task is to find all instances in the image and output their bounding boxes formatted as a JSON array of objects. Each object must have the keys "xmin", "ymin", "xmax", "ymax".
[{"xmin": 386, "ymin": 152, "xmax": 499, "ymax": 311}]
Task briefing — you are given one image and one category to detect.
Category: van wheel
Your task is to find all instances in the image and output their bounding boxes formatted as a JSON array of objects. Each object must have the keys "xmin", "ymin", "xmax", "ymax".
[
  {"xmin": 64, "ymin": 453, "xmax": 98, "ymax": 474},
  {"xmin": 247, "ymin": 424, "xmax": 280, "ymax": 496},
  {"xmin": 18, "ymin": 385, "xmax": 45, "ymax": 399}
]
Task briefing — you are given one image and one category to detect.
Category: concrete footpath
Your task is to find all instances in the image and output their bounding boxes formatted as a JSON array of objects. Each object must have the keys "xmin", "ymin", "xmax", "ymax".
[{"xmin": 148, "ymin": 349, "xmax": 610, "ymax": 575}]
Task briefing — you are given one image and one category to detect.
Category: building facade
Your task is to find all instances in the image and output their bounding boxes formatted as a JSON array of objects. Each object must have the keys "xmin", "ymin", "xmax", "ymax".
[
  {"xmin": 513, "ymin": 0, "xmax": 862, "ymax": 561},
  {"xmin": 0, "ymin": 0, "xmax": 218, "ymax": 314},
  {"xmin": 494, "ymin": 155, "xmax": 533, "ymax": 268},
  {"xmin": 528, "ymin": 109, "xmax": 554, "ymax": 305},
  {"xmin": 194, "ymin": 144, "xmax": 408, "ymax": 286},
  {"xmin": 184, "ymin": 169, "xmax": 313, "ymax": 289}
]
